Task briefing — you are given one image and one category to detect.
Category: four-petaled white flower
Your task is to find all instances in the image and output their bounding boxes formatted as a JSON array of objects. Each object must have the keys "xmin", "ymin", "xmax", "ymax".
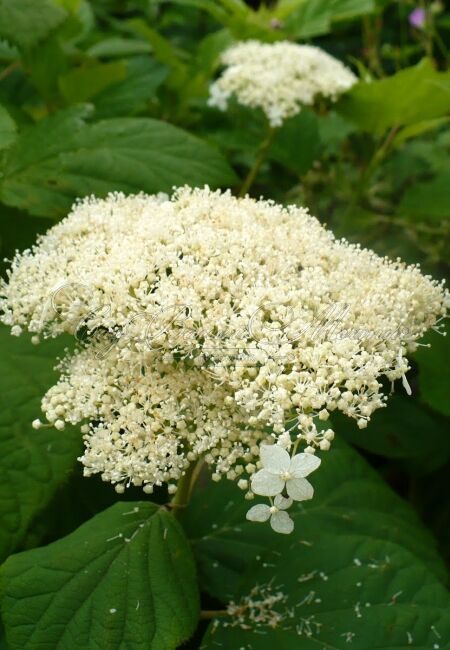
[
  {"xmin": 251, "ymin": 445, "xmax": 321, "ymax": 500},
  {"xmin": 246, "ymin": 494, "xmax": 294, "ymax": 534}
]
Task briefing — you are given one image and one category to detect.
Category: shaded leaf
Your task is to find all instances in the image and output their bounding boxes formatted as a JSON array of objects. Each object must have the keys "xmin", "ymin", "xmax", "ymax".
[
  {"xmin": 416, "ymin": 330, "xmax": 450, "ymax": 417},
  {"xmin": 1, "ymin": 502, "xmax": 200, "ymax": 650},
  {"xmin": 398, "ymin": 169, "xmax": 450, "ymax": 222},
  {"xmin": 335, "ymin": 395, "xmax": 450, "ymax": 472},
  {"xmin": 0, "ymin": 326, "xmax": 82, "ymax": 563},
  {"xmin": 181, "ymin": 441, "xmax": 447, "ymax": 602},
  {"xmin": 269, "ymin": 110, "xmax": 321, "ymax": 175},
  {"xmin": 58, "ymin": 61, "xmax": 127, "ymax": 104},
  {"xmin": 190, "ymin": 444, "xmax": 450, "ymax": 648}
]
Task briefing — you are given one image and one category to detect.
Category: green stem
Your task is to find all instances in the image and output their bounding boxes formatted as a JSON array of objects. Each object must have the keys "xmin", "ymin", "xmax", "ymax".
[
  {"xmin": 170, "ymin": 457, "xmax": 204, "ymax": 514},
  {"xmin": 239, "ymin": 127, "xmax": 276, "ymax": 197},
  {"xmin": 359, "ymin": 125, "xmax": 399, "ymax": 196}
]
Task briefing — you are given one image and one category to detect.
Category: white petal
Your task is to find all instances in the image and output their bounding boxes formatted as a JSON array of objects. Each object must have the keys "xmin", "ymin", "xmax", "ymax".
[
  {"xmin": 251, "ymin": 469, "xmax": 284, "ymax": 496},
  {"xmin": 286, "ymin": 477, "xmax": 314, "ymax": 501},
  {"xmin": 289, "ymin": 452, "xmax": 321, "ymax": 478},
  {"xmin": 274, "ymin": 494, "xmax": 293, "ymax": 510},
  {"xmin": 246, "ymin": 504, "xmax": 271, "ymax": 522},
  {"xmin": 270, "ymin": 510, "xmax": 294, "ymax": 534},
  {"xmin": 260, "ymin": 444, "xmax": 290, "ymax": 473}
]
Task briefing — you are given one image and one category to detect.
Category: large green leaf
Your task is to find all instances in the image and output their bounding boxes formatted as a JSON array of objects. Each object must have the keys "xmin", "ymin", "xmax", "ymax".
[
  {"xmin": 1, "ymin": 502, "xmax": 200, "ymax": 650},
  {"xmin": 202, "ymin": 545, "xmax": 450, "ymax": 648},
  {"xmin": 0, "ymin": 106, "xmax": 237, "ymax": 218},
  {"xmin": 337, "ymin": 59, "xmax": 450, "ymax": 134},
  {"xmin": 186, "ymin": 444, "xmax": 450, "ymax": 649},
  {"xmin": 181, "ymin": 441, "xmax": 447, "ymax": 603},
  {"xmin": 0, "ymin": 0, "xmax": 67, "ymax": 51},
  {"xmin": 0, "ymin": 327, "xmax": 82, "ymax": 563}
]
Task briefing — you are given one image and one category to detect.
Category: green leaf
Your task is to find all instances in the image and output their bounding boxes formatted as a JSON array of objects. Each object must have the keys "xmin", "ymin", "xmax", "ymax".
[
  {"xmin": 337, "ymin": 59, "xmax": 450, "ymax": 134},
  {"xmin": 335, "ymin": 395, "xmax": 450, "ymax": 472},
  {"xmin": 0, "ymin": 326, "xmax": 82, "ymax": 563},
  {"xmin": 202, "ymin": 553, "xmax": 450, "ymax": 648},
  {"xmin": 181, "ymin": 441, "xmax": 447, "ymax": 602},
  {"xmin": 190, "ymin": 444, "xmax": 450, "ymax": 648},
  {"xmin": 416, "ymin": 330, "xmax": 450, "ymax": 417},
  {"xmin": 398, "ymin": 169, "xmax": 450, "ymax": 222},
  {"xmin": 1, "ymin": 502, "xmax": 200, "ymax": 650},
  {"xmin": 58, "ymin": 61, "xmax": 127, "ymax": 104},
  {"xmin": 0, "ymin": 106, "xmax": 237, "ymax": 218},
  {"xmin": 0, "ymin": 105, "xmax": 16, "ymax": 151},
  {"xmin": 0, "ymin": 0, "xmax": 67, "ymax": 51},
  {"xmin": 93, "ymin": 57, "xmax": 168, "ymax": 119}
]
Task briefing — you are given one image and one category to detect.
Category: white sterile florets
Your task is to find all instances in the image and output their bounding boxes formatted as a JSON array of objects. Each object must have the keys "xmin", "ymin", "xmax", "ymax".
[
  {"xmin": 208, "ymin": 40, "xmax": 357, "ymax": 126},
  {"xmin": 0, "ymin": 187, "xmax": 447, "ymax": 520}
]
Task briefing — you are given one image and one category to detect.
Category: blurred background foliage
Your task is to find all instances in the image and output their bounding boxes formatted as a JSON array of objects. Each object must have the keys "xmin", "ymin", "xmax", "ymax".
[{"xmin": 0, "ymin": 1, "xmax": 449, "ymax": 647}]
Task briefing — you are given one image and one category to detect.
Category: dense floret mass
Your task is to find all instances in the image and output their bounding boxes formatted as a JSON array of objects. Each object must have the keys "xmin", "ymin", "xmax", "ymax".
[
  {"xmin": 1, "ymin": 187, "xmax": 447, "ymax": 494},
  {"xmin": 208, "ymin": 40, "xmax": 357, "ymax": 126}
]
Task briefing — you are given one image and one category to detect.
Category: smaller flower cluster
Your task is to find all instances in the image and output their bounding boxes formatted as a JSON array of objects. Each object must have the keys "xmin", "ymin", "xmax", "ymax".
[
  {"xmin": 247, "ymin": 443, "xmax": 321, "ymax": 534},
  {"xmin": 209, "ymin": 40, "xmax": 357, "ymax": 126}
]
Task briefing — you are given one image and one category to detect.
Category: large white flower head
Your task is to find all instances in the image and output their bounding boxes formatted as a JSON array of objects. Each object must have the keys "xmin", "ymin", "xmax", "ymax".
[
  {"xmin": 208, "ymin": 40, "xmax": 357, "ymax": 126},
  {"xmin": 0, "ymin": 187, "xmax": 447, "ymax": 525}
]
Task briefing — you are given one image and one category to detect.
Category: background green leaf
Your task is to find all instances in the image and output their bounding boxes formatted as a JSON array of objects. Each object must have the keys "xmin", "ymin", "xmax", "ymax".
[
  {"xmin": 0, "ymin": 106, "xmax": 16, "ymax": 151},
  {"xmin": 0, "ymin": 0, "xmax": 67, "ymax": 51},
  {"xmin": 93, "ymin": 57, "xmax": 168, "ymax": 118},
  {"xmin": 0, "ymin": 106, "xmax": 237, "ymax": 218},
  {"xmin": 1, "ymin": 502, "xmax": 200, "ymax": 650},
  {"xmin": 416, "ymin": 331, "xmax": 450, "ymax": 417},
  {"xmin": 337, "ymin": 60, "xmax": 450, "ymax": 134},
  {"xmin": 335, "ymin": 395, "xmax": 450, "ymax": 472},
  {"xmin": 58, "ymin": 61, "xmax": 127, "ymax": 104},
  {"xmin": 398, "ymin": 169, "xmax": 450, "ymax": 222}
]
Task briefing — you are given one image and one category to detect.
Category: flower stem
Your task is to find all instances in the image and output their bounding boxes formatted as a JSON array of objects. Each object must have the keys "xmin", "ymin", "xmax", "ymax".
[
  {"xmin": 239, "ymin": 127, "xmax": 276, "ymax": 197},
  {"xmin": 170, "ymin": 457, "xmax": 204, "ymax": 514}
]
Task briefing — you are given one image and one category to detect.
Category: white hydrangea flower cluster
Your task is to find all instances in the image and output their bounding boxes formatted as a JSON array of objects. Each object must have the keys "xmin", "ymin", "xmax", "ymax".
[
  {"xmin": 208, "ymin": 40, "xmax": 357, "ymax": 126},
  {"xmin": 0, "ymin": 187, "xmax": 447, "ymax": 505}
]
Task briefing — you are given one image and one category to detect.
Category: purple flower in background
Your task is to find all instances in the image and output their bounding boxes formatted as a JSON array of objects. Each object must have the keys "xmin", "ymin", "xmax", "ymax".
[{"xmin": 409, "ymin": 7, "xmax": 426, "ymax": 29}]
